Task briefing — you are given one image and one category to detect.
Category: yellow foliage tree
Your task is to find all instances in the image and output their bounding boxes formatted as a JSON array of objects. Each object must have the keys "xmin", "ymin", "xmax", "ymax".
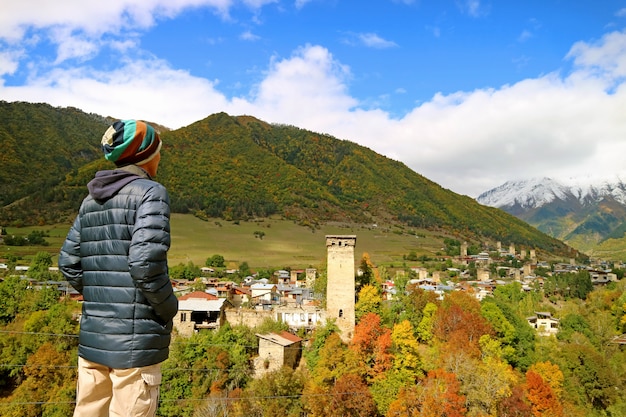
[
  {"xmin": 528, "ymin": 361, "xmax": 564, "ymax": 399},
  {"xmin": 355, "ymin": 284, "xmax": 382, "ymax": 321}
]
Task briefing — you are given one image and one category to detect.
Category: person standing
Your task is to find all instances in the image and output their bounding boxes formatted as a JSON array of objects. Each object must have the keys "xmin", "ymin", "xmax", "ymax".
[{"xmin": 59, "ymin": 119, "xmax": 178, "ymax": 417}]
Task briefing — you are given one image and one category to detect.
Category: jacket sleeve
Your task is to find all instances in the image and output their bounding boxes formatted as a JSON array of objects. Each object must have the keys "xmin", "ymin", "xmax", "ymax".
[
  {"xmin": 129, "ymin": 183, "xmax": 178, "ymax": 323},
  {"xmin": 58, "ymin": 215, "xmax": 84, "ymax": 293}
]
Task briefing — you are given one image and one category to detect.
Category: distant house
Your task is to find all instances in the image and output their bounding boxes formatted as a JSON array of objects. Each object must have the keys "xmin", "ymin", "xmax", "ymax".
[
  {"xmin": 254, "ymin": 331, "xmax": 303, "ymax": 377},
  {"xmin": 275, "ymin": 270, "xmax": 291, "ymax": 285},
  {"xmin": 250, "ymin": 283, "xmax": 278, "ymax": 308},
  {"xmin": 231, "ymin": 286, "xmax": 251, "ymax": 307},
  {"xmin": 275, "ymin": 305, "xmax": 324, "ymax": 332},
  {"xmin": 527, "ymin": 312, "xmax": 559, "ymax": 336},
  {"xmin": 174, "ymin": 291, "xmax": 230, "ymax": 336}
]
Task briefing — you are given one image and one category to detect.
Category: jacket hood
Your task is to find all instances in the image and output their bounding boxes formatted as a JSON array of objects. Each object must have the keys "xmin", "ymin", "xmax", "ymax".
[{"xmin": 87, "ymin": 165, "xmax": 149, "ymax": 201}]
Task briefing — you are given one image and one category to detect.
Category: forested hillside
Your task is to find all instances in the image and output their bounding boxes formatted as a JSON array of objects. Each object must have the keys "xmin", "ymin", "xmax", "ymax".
[
  {"xmin": 0, "ymin": 101, "xmax": 109, "ymax": 208},
  {"xmin": 0, "ymin": 102, "xmax": 572, "ymax": 257},
  {"xmin": 3, "ymin": 265, "xmax": 626, "ymax": 416}
]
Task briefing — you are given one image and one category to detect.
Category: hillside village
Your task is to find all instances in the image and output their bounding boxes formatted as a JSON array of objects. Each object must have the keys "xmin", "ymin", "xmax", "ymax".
[{"xmin": 2, "ymin": 234, "xmax": 623, "ymax": 375}]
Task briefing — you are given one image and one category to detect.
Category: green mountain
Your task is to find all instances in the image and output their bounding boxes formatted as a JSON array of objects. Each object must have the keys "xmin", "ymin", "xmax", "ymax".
[
  {"xmin": 0, "ymin": 102, "xmax": 574, "ymax": 258},
  {"xmin": 0, "ymin": 101, "xmax": 109, "ymax": 208}
]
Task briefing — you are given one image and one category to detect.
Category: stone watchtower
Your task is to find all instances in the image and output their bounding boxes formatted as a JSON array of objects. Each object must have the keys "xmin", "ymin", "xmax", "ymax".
[{"xmin": 325, "ymin": 235, "xmax": 357, "ymax": 343}]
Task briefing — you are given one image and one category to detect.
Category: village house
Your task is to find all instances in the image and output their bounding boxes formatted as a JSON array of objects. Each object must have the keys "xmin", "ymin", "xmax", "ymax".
[
  {"xmin": 275, "ymin": 305, "xmax": 324, "ymax": 332},
  {"xmin": 250, "ymin": 282, "xmax": 279, "ymax": 309},
  {"xmin": 527, "ymin": 312, "xmax": 559, "ymax": 336},
  {"xmin": 275, "ymin": 270, "xmax": 291, "ymax": 285},
  {"xmin": 173, "ymin": 291, "xmax": 231, "ymax": 336},
  {"xmin": 382, "ymin": 280, "xmax": 396, "ymax": 301},
  {"xmin": 253, "ymin": 331, "xmax": 303, "ymax": 377},
  {"xmin": 231, "ymin": 286, "xmax": 251, "ymax": 307},
  {"xmin": 276, "ymin": 285, "xmax": 315, "ymax": 306},
  {"xmin": 589, "ymin": 270, "xmax": 618, "ymax": 285}
]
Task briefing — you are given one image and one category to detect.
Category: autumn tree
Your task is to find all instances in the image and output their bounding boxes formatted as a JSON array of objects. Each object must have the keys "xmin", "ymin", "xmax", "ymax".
[
  {"xmin": 356, "ymin": 284, "xmax": 382, "ymax": 321},
  {"xmin": 496, "ymin": 385, "xmax": 533, "ymax": 417},
  {"xmin": 330, "ymin": 374, "xmax": 378, "ymax": 417},
  {"xmin": 525, "ymin": 370, "xmax": 563, "ymax": 417},
  {"xmin": 309, "ymin": 332, "xmax": 360, "ymax": 388},
  {"xmin": 1, "ymin": 342, "xmax": 75, "ymax": 417},
  {"xmin": 350, "ymin": 312, "xmax": 393, "ymax": 381},
  {"xmin": 528, "ymin": 361, "xmax": 563, "ymax": 399},
  {"xmin": 386, "ymin": 368, "xmax": 466, "ymax": 417},
  {"xmin": 391, "ymin": 320, "xmax": 422, "ymax": 378},
  {"xmin": 434, "ymin": 291, "xmax": 493, "ymax": 357}
]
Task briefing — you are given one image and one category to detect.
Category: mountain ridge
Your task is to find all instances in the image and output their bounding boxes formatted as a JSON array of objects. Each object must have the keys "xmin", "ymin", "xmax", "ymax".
[
  {"xmin": 0, "ymin": 102, "xmax": 574, "ymax": 259},
  {"xmin": 477, "ymin": 176, "xmax": 626, "ymax": 257}
]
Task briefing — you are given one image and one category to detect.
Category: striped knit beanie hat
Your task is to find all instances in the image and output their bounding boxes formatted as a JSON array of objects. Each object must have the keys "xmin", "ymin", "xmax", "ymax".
[{"xmin": 101, "ymin": 120, "xmax": 162, "ymax": 166}]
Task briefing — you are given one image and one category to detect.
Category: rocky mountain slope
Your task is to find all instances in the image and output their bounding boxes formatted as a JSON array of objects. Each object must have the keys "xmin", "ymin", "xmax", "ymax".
[{"xmin": 477, "ymin": 176, "xmax": 626, "ymax": 257}]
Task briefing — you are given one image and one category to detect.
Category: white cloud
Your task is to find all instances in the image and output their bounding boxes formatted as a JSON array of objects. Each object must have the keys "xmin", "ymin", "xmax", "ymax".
[
  {"xmin": 236, "ymin": 45, "xmax": 358, "ymax": 127},
  {"xmin": 358, "ymin": 33, "xmax": 398, "ymax": 49},
  {"xmin": 458, "ymin": 0, "xmax": 487, "ymax": 18},
  {"xmin": 294, "ymin": 0, "xmax": 313, "ymax": 9},
  {"xmin": 0, "ymin": 48, "xmax": 23, "ymax": 77},
  {"xmin": 240, "ymin": 30, "xmax": 261, "ymax": 41},
  {"xmin": 517, "ymin": 30, "xmax": 533, "ymax": 43},
  {"xmin": 567, "ymin": 31, "xmax": 626, "ymax": 82},
  {"xmin": 0, "ymin": 59, "xmax": 229, "ymax": 128}
]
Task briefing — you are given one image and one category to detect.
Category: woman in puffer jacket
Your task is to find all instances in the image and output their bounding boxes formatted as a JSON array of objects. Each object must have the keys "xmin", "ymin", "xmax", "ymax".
[{"xmin": 59, "ymin": 119, "xmax": 178, "ymax": 417}]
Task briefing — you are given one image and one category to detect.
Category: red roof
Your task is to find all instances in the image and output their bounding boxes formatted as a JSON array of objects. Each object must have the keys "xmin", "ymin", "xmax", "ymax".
[
  {"xmin": 278, "ymin": 331, "xmax": 302, "ymax": 343},
  {"xmin": 178, "ymin": 291, "xmax": 218, "ymax": 301}
]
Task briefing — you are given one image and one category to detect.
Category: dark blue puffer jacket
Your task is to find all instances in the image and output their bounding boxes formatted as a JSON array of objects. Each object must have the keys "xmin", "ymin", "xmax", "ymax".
[{"xmin": 59, "ymin": 165, "xmax": 178, "ymax": 369}]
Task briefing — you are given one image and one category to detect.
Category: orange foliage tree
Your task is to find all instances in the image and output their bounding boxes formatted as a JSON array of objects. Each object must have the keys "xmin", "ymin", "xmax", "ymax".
[
  {"xmin": 525, "ymin": 370, "xmax": 563, "ymax": 417},
  {"xmin": 386, "ymin": 368, "xmax": 466, "ymax": 417},
  {"xmin": 350, "ymin": 312, "xmax": 393, "ymax": 380},
  {"xmin": 434, "ymin": 291, "xmax": 493, "ymax": 357}
]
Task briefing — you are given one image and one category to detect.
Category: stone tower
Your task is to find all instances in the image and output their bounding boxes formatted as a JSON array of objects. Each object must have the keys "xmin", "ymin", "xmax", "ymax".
[{"xmin": 326, "ymin": 235, "xmax": 356, "ymax": 343}]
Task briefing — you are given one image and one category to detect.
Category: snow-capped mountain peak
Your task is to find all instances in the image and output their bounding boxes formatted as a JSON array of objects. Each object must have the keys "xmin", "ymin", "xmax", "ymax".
[{"xmin": 477, "ymin": 175, "xmax": 626, "ymax": 209}]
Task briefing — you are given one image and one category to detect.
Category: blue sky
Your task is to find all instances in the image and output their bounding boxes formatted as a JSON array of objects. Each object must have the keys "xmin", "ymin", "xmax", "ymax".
[{"xmin": 2, "ymin": 1, "xmax": 626, "ymax": 197}]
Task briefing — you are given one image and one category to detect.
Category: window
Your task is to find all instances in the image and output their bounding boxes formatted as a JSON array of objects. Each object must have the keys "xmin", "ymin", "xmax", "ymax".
[
  {"xmin": 339, "ymin": 309, "xmax": 343, "ymax": 318},
  {"xmin": 180, "ymin": 313, "xmax": 187, "ymax": 322}
]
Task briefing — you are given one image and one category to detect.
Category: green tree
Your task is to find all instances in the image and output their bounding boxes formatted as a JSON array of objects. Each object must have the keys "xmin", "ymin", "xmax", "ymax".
[
  {"xmin": 480, "ymin": 301, "xmax": 516, "ymax": 362},
  {"xmin": 206, "ymin": 254, "xmax": 226, "ymax": 268},
  {"xmin": 356, "ymin": 253, "xmax": 374, "ymax": 290},
  {"xmin": 239, "ymin": 367, "xmax": 305, "ymax": 417},
  {"xmin": 558, "ymin": 343, "xmax": 618, "ymax": 410},
  {"xmin": 557, "ymin": 313, "xmax": 594, "ymax": 343},
  {"xmin": 303, "ymin": 321, "xmax": 338, "ymax": 371},
  {"xmin": 238, "ymin": 261, "xmax": 251, "ymax": 277},
  {"xmin": 28, "ymin": 251, "xmax": 53, "ymax": 281},
  {"xmin": 416, "ymin": 302, "xmax": 437, "ymax": 342},
  {"xmin": 169, "ymin": 261, "xmax": 200, "ymax": 280},
  {"xmin": 0, "ymin": 276, "xmax": 28, "ymax": 324}
]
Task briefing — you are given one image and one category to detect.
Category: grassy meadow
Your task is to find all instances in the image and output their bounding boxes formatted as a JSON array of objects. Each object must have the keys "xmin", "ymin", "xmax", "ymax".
[{"xmin": 2, "ymin": 214, "xmax": 451, "ymax": 271}]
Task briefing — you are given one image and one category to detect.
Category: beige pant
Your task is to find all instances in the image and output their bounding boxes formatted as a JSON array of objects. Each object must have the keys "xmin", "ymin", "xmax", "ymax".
[{"xmin": 73, "ymin": 357, "xmax": 162, "ymax": 417}]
